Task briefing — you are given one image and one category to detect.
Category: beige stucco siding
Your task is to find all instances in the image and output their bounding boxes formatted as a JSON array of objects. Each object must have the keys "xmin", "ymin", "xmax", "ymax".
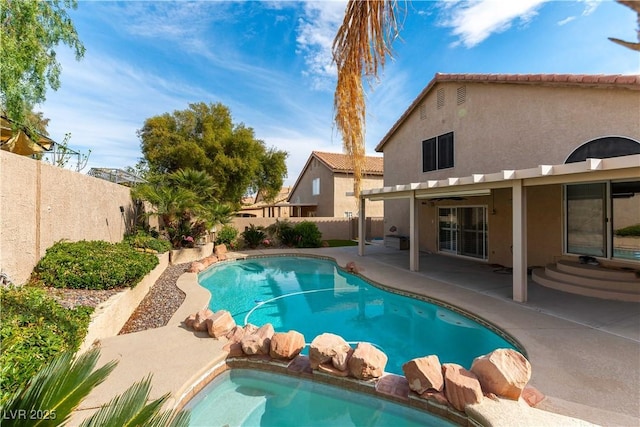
[
  {"xmin": 334, "ymin": 174, "xmax": 384, "ymax": 217},
  {"xmin": 382, "ymin": 82, "xmax": 640, "ymax": 187}
]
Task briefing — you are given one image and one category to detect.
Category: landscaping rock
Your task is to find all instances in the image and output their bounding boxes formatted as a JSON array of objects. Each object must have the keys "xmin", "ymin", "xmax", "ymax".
[
  {"xmin": 470, "ymin": 348, "xmax": 531, "ymax": 400},
  {"xmin": 403, "ymin": 355, "xmax": 444, "ymax": 393},
  {"xmin": 308, "ymin": 333, "xmax": 352, "ymax": 369},
  {"xmin": 214, "ymin": 244, "xmax": 228, "ymax": 261},
  {"xmin": 443, "ymin": 363, "xmax": 483, "ymax": 412},
  {"xmin": 184, "ymin": 313, "xmax": 196, "ymax": 329},
  {"xmin": 270, "ymin": 330, "xmax": 306, "ymax": 359},
  {"xmin": 205, "ymin": 310, "xmax": 236, "ymax": 338},
  {"xmin": 318, "ymin": 362, "xmax": 350, "ymax": 377},
  {"xmin": 348, "ymin": 342, "xmax": 387, "ymax": 380},
  {"xmin": 241, "ymin": 323, "xmax": 275, "ymax": 355},
  {"xmin": 188, "ymin": 262, "xmax": 205, "ymax": 273},
  {"xmin": 332, "ymin": 347, "xmax": 354, "ymax": 371},
  {"xmin": 192, "ymin": 308, "xmax": 214, "ymax": 332}
]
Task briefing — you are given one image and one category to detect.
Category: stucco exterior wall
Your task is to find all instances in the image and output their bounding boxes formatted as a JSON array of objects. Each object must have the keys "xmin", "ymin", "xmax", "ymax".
[
  {"xmin": 288, "ymin": 159, "xmax": 335, "ymax": 216},
  {"xmin": 334, "ymin": 174, "xmax": 384, "ymax": 217},
  {"xmin": 381, "ymin": 82, "xmax": 640, "ymax": 187},
  {"xmin": 0, "ymin": 151, "xmax": 134, "ymax": 284}
]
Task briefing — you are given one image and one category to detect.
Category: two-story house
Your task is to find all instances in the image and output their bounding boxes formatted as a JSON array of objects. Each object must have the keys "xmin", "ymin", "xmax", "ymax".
[{"xmin": 357, "ymin": 73, "xmax": 640, "ymax": 302}]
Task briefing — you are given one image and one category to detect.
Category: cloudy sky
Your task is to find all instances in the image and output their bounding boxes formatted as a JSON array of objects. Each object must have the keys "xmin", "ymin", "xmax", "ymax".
[{"xmin": 40, "ymin": 0, "xmax": 639, "ymax": 186}]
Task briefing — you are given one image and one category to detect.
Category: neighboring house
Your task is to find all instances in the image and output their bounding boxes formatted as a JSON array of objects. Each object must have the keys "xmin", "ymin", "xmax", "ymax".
[
  {"xmin": 238, "ymin": 187, "xmax": 292, "ymax": 218},
  {"xmin": 358, "ymin": 73, "xmax": 640, "ymax": 302},
  {"xmin": 288, "ymin": 151, "xmax": 384, "ymax": 217}
]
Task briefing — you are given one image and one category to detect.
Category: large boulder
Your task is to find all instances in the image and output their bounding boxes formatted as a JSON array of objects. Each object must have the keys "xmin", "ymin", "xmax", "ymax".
[
  {"xmin": 270, "ymin": 330, "xmax": 306, "ymax": 359},
  {"xmin": 192, "ymin": 308, "xmax": 214, "ymax": 332},
  {"xmin": 308, "ymin": 333, "xmax": 352, "ymax": 370},
  {"xmin": 241, "ymin": 323, "xmax": 275, "ymax": 355},
  {"xmin": 403, "ymin": 355, "xmax": 444, "ymax": 394},
  {"xmin": 205, "ymin": 310, "xmax": 236, "ymax": 338},
  {"xmin": 214, "ymin": 244, "xmax": 228, "ymax": 261},
  {"xmin": 443, "ymin": 363, "xmax": 483, "ymax": 412},
  {"xmin": 470, "ymin": 348, "xmax": 531, "ymax": 400},
  {"xmin": 348, "ymin": 342, "xmax": 387, "ymax": 380}
]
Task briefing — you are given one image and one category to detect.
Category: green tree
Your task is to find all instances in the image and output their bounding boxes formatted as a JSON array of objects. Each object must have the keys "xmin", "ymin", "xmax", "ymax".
[
  {"xmin": 138, "ymin": 102, "xmax": 288, "ymax": 204},
  {"xmin": 0, "ymin": 0, "xmax": 85, "ymax": 126}
]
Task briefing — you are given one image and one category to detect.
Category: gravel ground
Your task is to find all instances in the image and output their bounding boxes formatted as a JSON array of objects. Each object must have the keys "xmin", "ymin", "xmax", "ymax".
[{"xmin": 45, "ymin": 262, "xmax": 189, "ymax": 335}]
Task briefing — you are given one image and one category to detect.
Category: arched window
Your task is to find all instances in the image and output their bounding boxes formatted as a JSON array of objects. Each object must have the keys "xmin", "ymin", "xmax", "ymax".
[{"xmin": 565, "ymin": 136, "xmax": 640, "ymax": 163}]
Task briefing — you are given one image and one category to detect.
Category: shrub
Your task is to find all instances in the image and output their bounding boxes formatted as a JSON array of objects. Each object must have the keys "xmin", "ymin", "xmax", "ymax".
[
  {"xmin": 294, "ymin": 221, "xmax": 322, "ymax": 248},
  {"xmin": 123, "ymin": 230, "xmax": 172, "ymax": 253},
  {"xmin": 215, "ymin": 225, "xmax": 238, "ymax": 246},
  {"xmin": 0, "ymin": 286, "xmax": 92, "ymax": 404},
  {"xmin": 241, "ymin": 224, "xmax": 266, "ymax": 249},
  {"xmin": 614, "ymin": 223, "xmax": 640, "ymax": 237},
  {"xmin": 31, "ymin": 240, "xmax": 159, "ymax": 290}
]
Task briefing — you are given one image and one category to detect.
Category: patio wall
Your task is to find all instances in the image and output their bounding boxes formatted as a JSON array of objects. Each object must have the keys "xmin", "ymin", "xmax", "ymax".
[
  {"xmin": 0, "ymin": 151, "xmax": 134, "ymax": 285},
  {"xmin": 231, "ymin": 216, "xmax": 384, "ymax": 241}
]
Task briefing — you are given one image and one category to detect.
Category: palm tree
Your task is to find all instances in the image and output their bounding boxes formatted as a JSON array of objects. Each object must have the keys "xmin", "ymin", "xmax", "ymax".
[
  {"xmin": 609, "ymin": 1, "xmax": 640, "ymax": 51},
  {"xmin": 332, "ymin": 0, "xmax": 399, "ymax": 198},
  {"xmin": 0, "ymin": 348, "xmax": 188, "ymax": 427}
]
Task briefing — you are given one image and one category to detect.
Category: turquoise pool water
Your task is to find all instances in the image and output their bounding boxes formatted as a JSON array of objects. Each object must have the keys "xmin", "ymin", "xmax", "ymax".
[
  {"xmin": 199, "ymin": 256, "xmax": 516, "ymax": 373},
  {"xmin": 184, "ymin": 369, "xmax": 455, "ymax": 427}
]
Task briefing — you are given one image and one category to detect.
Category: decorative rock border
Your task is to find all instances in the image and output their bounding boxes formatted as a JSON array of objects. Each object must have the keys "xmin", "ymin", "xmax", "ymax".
[{"xmin": 182, "ymin": 307, "xmax": 539, "ymax": 426}]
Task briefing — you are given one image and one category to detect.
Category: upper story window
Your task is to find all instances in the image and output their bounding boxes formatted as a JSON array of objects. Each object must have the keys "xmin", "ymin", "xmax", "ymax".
[
  {"xmin": 312, "ymin": 177, "xmax": 320, "ymax": 195},
  {"xmin": 423, "ymin": 132, "xmax": 454, "ymax": 172}
]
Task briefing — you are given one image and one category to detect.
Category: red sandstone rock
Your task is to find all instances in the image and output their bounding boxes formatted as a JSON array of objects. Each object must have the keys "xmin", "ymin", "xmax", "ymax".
[
  {"xmin": 184, "ymin": 314, "xmax": 196, "ymax": 329},
  {"xmin": 243, "ymin": 323, "xmax": 259, "ymax": 335},
  {"xmin": 270, "ymin": 330, "xmax": 306, "ymax": 359},
  {"xmin": 470, "ymin": 348, "xmax": 531, "ymax": 400},
  {"xmin": 223, "ymin": 341, "xmax": 245, "ymax": 357},
  {"xmin": 403, "ymin": 355, "xmax": 444, "ymax": 393},
  {"xmin": 215, "ymin": 244, "xmax": 228, "ymax": 255},
  {"xmin": 225, "ymin": 326, "xmax": 246, "ymax": 342},
  {"xmin": 442, "ymin": 363, "xmax": 483, "ymax": 412},
  {"xmin": 205, "ymin": 310, "xmax": 236, "ymax": 338},
  {"xmin": 188, "ymin": 262, "xmax": 205, "ymax": 273},
  {"xmin": 201, "ymin": 255, "xmax": 218, "ymax": 268},
  {"xmin": 348, "ymin": 342, "xmax": 387, "ymax": 380},
  {"xmin": 332, "ymin": 347, "xmax": 354, "ymax": 371},
  {"xmin": 419, "ymin": 390, "xmax": 449, "ymax": 406},
  {"xmin": 241, "ymin": 323, "xmax": 275, "ymax": 355},
  {"xmin": 318, "ymin": 362, "xmax": 350, "ymax": 377},
  {"xmin": 192, "ymin": 309, "xmax": 214, "ymax": 332},
  {"xmin": 520, "ymin": 384, "xmax": 545, "ymax": 407},
  {"xmin": 308, "ymin": 333, "xmax": 352, "ymax": 370},
  {"xmin": 345, "ymin": 261, "xmax": 358, "ymax": 273}
]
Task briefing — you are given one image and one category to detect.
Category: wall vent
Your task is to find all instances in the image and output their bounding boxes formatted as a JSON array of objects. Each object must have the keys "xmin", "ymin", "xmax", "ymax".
[
  {"xmin": 419, "ymin": 103, "xmax": 427, "ymax": 119},
  {"xmin": 457, "ymin": 86, "xmax": 466, "ymax": 105},
  {"xmin": 436, "ymin": 88, "xmax": 445, "ymax": 109}
]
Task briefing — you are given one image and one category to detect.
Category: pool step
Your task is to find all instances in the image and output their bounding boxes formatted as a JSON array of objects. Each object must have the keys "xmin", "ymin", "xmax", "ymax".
[{"xmin": 532, "ymin": 261, "xmax": 640, "ymax": 302}]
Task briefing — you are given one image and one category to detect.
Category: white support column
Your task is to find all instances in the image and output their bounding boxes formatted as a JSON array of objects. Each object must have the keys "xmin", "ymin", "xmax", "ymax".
[
  {"xmin": 409, "ymin": 192, "xmax": 419, "ymax": 271},
  {"xmin": 512, "ymin": 180, "xmax": 528, "ymax": 302},
  {"xmin": 358, "ymin": 196, "xmax": 366, "ymax": 256}
]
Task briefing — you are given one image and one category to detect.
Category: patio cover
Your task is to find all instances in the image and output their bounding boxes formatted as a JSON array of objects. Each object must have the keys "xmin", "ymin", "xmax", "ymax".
[
  {"xmin": 0, "ymin": 116, "xmax": 54, "ymax": 155},
  {"xmin": 357, "ymin": 154, "xmax": 640, "ymax": 303}
]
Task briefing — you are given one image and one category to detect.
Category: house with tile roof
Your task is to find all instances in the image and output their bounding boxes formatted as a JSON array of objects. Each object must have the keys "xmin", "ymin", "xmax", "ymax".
[
  {"xmin": 288, "ymin": 151, "xmax": 384, "ymax": 218},
  {"xmin": 357, "ymin": 73, "xmax": 640, "ymax": 302},
  {"xmin": 238, "ymin": 186, "xmax": 292, "ymax": 218}
]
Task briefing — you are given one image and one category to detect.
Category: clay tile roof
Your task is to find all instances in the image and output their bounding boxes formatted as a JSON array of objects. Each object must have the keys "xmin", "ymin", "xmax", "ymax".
[
  {"xmin": 312, "ymin": 151, "xmax": 384, "ymax": 175},
  {"xmin": 375, "ymin": 73, "xmax": 640, "ymax": 152}
]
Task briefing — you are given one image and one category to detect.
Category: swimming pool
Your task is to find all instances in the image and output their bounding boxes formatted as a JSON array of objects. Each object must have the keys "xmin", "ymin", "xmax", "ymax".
[
  {"xmin": 199, "ymin": 256, "xmax": 518, "ymax": 373},
  {"xmin": 184, "ymin": 369, "xmax": 455, "ymax": 427}
]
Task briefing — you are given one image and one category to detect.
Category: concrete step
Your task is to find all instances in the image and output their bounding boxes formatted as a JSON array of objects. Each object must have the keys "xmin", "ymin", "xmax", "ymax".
[
  {"xmin": 556, "ymin": 259, "xmax": 638, "ymax": 281},
  {"xmin": 532, "ymin": 268, "xmax": 640, "ymax": 302},
  {"xmin": 545, "ymin": 264, "xmax": 640, "ymax": 293}
]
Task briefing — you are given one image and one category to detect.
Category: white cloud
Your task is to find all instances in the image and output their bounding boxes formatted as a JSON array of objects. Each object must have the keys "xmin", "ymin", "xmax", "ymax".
[
  {"xmin": 557, "ymin": 0, "xmax": 601, "ymax": 26},
  {"xmin": 295, "ymin": 1, "xmax": 347, "ymax": 90},
  {"xmin": 438, "ymin": 0, "xmax": 548, "ymax": 48}
]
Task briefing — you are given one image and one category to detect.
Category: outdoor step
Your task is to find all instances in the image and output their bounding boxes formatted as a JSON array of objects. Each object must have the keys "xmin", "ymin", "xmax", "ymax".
[
  {"xmin": 556, "ymin": 259, "xmax": 639, "ymax": 281},
  {"xmin": 532, "ymin": 269, "xmax": 640, "ymax": 303},
  {"xmin": 545, "ymin": 264, "xmax": 640, "ymax": 293}
]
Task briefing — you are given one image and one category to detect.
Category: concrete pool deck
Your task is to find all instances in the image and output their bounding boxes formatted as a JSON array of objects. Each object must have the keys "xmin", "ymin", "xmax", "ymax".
[{"xmin": 71, "ymin": 246, "xmax": 639, "ymax": 426}]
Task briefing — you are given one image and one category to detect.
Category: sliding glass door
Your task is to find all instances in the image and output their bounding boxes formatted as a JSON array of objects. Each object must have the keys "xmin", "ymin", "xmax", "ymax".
[{"xmin": 438, "ymin": 206, "xmax": 487, "ymax": 259}]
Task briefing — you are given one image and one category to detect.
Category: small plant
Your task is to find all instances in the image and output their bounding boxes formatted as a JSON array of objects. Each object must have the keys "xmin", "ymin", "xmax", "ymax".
[
  {"xmin": 294, "ymin": 221, "xmax": 322, "ymax": 248},
  {"xmin": 614, "ymin": 223, "xmax": 640, "ymax": 237},
  {"xmin": 123, "ymin": 230, "xmax": 172, "ymax": 253},
  {"xmin": 0, "ymin": 286, "xmax": 92, "ymax": 404},
  {"xmin": 30, "ymin": 240, "xmax": 159, "ymax": 290},
  {"xmin": 241, "ymin": 224, "xmax": 267, "ymax": 249},
  {"xmin": 215, "ymin": 225, "xmax": 239, "ymax": 247},
  {"xmin": 270, "ymin": 220, "xmax": 298, "ymax": 247}
]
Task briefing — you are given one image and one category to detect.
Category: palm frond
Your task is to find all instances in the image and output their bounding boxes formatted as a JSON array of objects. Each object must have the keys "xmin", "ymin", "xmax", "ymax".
[
  {"xmin": 78, "ymin": 375, "xmax": 189, "ymax": 427},
  {"xmin": 1, "ymin": 349, "xmax": 117, "ymax": 427}
]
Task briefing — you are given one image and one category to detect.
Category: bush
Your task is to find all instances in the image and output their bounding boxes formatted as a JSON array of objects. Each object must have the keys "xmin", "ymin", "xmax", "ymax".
[
  {"xmin": 0, "ymin": 286, "xmax": 92, "ymax": 404},
  {"xmin": 123, "ymin": 230, "xmax": 172, "ymax": 253},
  {"xmin": 31, "ymin": 240, "xmax": 159, "ymax": 290},
  {"xmin": 242, "ymin": 224, "xmax": 266, "ymax": 249},
  {"xmin": 215, "ymin": 225, "xmax": 238, "ymax": 246},
  {"xmin": 271, "ymin": 220, "xmax": 298, "ymax": 247},
  {"xmin": 614, "ymin": 223, "xmax": 640, "ymax": 237},
  {"xmin": 294, "ymin": 221, "xmax": 322, "ymax": 248}
]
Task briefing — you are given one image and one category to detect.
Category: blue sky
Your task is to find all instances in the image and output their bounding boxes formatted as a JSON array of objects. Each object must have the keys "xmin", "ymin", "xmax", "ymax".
[{"xmin": 40, "ymin": 0, "xmax": 639, "ymax": 186}]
